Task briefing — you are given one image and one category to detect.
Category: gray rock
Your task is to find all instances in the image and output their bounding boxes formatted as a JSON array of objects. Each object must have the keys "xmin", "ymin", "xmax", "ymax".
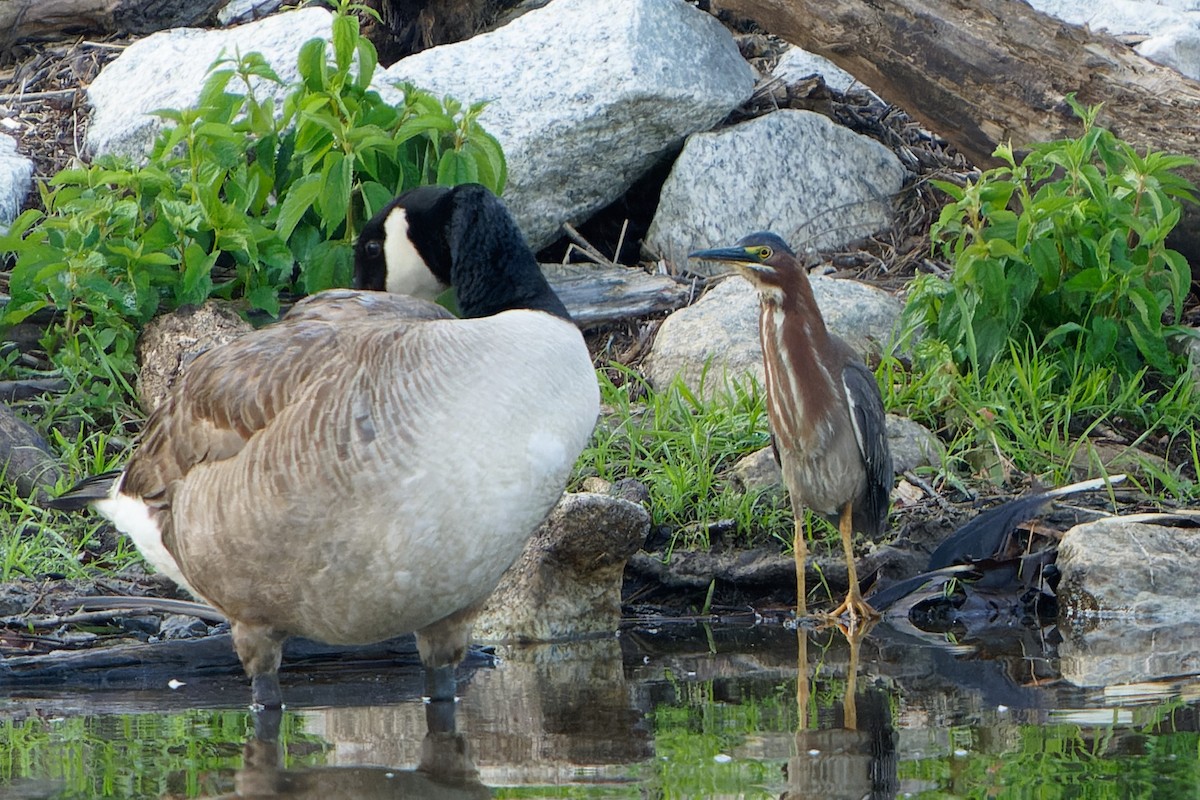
[
  {"xmin": 643, "ymin": 274, "xmax": 901, "ymax": 398},
  {"xmin": 474, "ymin": 492, "xmax": 649, "ymax": 642},
  {"xmin": 1057, "ymin": 518, "xmax": 1200, "ymax": 622},
  {"xmin": 0, "ymin": 133, "xmax": 34, "ymax": 229},
  {"xmin": 218, "ymin": 0, "xmax": 284, "ymax": 25},
  {"xmin": 886, "ymin": 414, "xmax": 943, "ymax": 474},
  {"xmin": 731, "ymin": 413, "xmax": 940, "ymax": 495},
  {"xmin": 773, "ymin": 47, "xmax": 865, "ymax": 95},
  {"xmin": 136, "ymin": 300, "xmax": 253, "ymax": 414},
  {"xmin": 86, "ymin": 7, "xmax": 333, "ymax": 160},
  {"xmin": 0, "ymin": 405, "xmax": 63, "ymax": 501},
  {"xmin": 731, "ymin": 447, "xmax": 785, "ymax": 494},
  {"xmin": 381, "ymin": 0, "xmax": 754, "ymax": 249},
  {"xmin": 646, "ymin": 110, "xmax": 906, "ymax": 273},
  {"xmin": 1136, "ymin": 22, "xmax": 1200, "ymax": 80}
]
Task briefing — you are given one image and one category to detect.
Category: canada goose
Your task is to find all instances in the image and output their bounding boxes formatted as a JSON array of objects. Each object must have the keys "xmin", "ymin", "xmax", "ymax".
[{"xmin": 51, "ymin": 183, "xmax": 600, "ymax": 710}]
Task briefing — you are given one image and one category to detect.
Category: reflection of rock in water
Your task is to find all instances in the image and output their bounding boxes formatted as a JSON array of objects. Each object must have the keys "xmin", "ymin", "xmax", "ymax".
[
  {"xmin": 1059, "ymin": 619, "xmax": 1200, "ymax": 687},
  {"xmin": 469, "ymin": 638, "xmax": 653, "ymax": 770},
  {"xmin": 298, "ymin": 637, "xmax": 652, "ymax": 785},
  {"xmin": 224, "ymin": 730, "xmax": 490, "ymax": 799}
]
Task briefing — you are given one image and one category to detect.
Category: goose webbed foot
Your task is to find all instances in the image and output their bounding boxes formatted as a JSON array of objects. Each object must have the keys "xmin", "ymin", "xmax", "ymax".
[
  {"xmin": 251, "ymin": 672, "xmax": 283, "ymax": 711},
  {"xmin": 424, "ymin": 664, "xmax": 457, "ymax": 703}
]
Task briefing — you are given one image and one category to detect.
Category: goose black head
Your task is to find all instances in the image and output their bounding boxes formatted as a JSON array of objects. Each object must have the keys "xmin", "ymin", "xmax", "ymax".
[
  {"xmin": 354, "ymin": 185, "xmax": 455, "ymax": 300},
  {"xmin": 354, "ymin": 183, "xmax": 572, "ymax": 321}
]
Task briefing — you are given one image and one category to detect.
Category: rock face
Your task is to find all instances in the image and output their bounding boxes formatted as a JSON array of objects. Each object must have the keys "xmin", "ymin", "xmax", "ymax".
[
  {"xmin": 381, "ymin": 0, "xmax": 754, "ymax": 249},
  {"xmin": 86, "ymin": 7, "xmax": 333, "ymax": 159},
  {"xmin": 1057, "ymin": 518, "xmax": 1200, "ymax": 622},
  {"xmin": 0, "ymin": 133, "xmax": 34, "ymax": 229},
  {"xmin": 642, "ymin": 273, "xmax": 901, "ymax": 398},
  {"xmin": 474, "ymin": 492, "xmax": 649, "ymax": 642},
  {"xmin": 646, "ymin": 109, "xmax": 906, "ymax": 272},
  {"xmin": 135, "ymin": 301, "xmax": 253, "ymax": 414}
]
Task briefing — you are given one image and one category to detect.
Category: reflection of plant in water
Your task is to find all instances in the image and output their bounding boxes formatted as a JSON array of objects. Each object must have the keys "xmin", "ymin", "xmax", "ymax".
[
  {"xmin": 900, "ymin": 706, "xmax": 1200, "ymax": 798},
  {"xmin": 0, "ymin": 711, "xmax": 326, "ymax": 796}
]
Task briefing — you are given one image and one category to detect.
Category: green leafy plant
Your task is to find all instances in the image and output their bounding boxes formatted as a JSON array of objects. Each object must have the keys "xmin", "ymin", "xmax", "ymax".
[
  {"xmin": 903, "ymin": 96, "xmax": 1197, "ymax": 381},
  {"xmin": 0, "ymin": 0, "xmax": 505, "ymax": 417}
]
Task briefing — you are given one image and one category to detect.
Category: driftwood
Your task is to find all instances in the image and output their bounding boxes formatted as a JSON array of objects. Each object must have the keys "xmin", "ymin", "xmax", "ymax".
[
  {"xmin": 715, "ymin": 0, "xmax": 1200, "ymax": 273},
  {"xmin": 546, "ymin": 263, "xmax": 692, "ymax": 328},
  {"xmin": 1, "ymin": 0, "xmax": 226, "ymax": 54}
]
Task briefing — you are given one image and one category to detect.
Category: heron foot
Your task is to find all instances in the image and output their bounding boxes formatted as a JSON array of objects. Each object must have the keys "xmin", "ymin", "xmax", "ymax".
[{"xmin": 827, "ymin": 592, "xmax": 880, "ymax": 633}]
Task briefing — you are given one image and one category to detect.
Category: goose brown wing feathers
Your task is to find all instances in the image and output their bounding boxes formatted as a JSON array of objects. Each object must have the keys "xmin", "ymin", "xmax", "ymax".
[{"xmin": 120, "ymin": 291, "xmax": 453, "ymax": 521}]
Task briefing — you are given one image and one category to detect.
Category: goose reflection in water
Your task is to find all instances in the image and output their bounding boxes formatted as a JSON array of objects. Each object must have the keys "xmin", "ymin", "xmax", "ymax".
[{"xmin": 213, "ymin": 706, "xmax": 489, "ymax": 800}]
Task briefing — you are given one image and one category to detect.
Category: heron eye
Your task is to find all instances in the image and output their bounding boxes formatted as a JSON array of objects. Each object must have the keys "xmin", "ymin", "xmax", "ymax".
[
  {"xmin": 756, "ymin": 247, "xmax": 772, "ymax": 260},
  {"xmin": 365, "ymin": 241, "xmax": 383, "ymax": 258}
]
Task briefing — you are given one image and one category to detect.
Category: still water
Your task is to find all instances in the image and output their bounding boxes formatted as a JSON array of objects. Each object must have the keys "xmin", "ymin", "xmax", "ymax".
[{"xmin": 2, "ymin": 617, "xmax": 1199, "ymax": 798}]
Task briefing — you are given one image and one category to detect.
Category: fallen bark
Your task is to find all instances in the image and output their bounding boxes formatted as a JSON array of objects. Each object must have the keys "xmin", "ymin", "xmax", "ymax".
[
  {"xmin": 716, "ymin": 0, "xmax": 1200, "ymax": 272},
  {"xmin": 1, "ymin": 0, "xmax": 226, "ymax": 55}
]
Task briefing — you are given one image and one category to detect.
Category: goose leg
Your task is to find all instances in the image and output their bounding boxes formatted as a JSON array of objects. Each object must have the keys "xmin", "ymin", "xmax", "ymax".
[
  {"xmin": 828, "ymin": 503, "xmax": 879, "ymax": 628},
  {"xmin": 232, "ymin": 620, "xmax": 287, "ymax": 710}
]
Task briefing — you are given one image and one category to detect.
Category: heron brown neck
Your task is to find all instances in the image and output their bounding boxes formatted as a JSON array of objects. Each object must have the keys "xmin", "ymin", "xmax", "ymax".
[{"xmin": 758, "ymin": 269, "xmax": 838, "ymax": 447}]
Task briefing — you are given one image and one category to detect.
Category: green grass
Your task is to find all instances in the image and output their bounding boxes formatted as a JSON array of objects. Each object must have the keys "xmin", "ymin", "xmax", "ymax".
[
  {"xmin": 573, "ymin": 364, "xmax": 796, "ymax": 554},
  {"xmin": 882, "ymin": 334, "xmax": 1200, "ymax": 502},
  {"xmin": 0, "ymin": 423, "xmax": 139, "ymax": 582}
]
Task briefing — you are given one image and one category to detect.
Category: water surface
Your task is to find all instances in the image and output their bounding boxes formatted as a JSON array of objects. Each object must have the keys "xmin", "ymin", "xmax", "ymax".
[{"xmin": 3, "ymin": 617, "xmax": 1198, "ymax": 798}]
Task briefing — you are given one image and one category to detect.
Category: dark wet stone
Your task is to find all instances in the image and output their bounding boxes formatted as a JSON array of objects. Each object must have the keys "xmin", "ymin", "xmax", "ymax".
[
  {"xmin": 0, "ymin": 403, "xmax": 63, "ymax": 501},
  {"xmin": 158, "ymin": 614, "xmax": 209, "ymax": 640}
]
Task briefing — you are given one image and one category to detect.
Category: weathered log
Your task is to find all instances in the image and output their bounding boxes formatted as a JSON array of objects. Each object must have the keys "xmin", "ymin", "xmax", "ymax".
[
  {"xmin": 1, "ymin": 0, "xmax": 227, "ymax": 54},
  {"xmin": 545, "ymin": 263, "xmax": 692, "ymax": 329},
  {"xmin": 715, "ymin": 0, "xmax": 1200, "ymax": 272}
]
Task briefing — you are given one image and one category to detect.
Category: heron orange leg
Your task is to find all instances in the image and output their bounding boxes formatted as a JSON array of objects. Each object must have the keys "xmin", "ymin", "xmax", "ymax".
[
  {"xmin": 793, "ymin": 517, "xmax": 807, "ymax": 618},
  {"xmin": 828, "ymin": 502, "xmax": 879, "ymax": 628},
  {"xmin": 794, "ymin": 516, "xmax": 811, "ymax": 725}
]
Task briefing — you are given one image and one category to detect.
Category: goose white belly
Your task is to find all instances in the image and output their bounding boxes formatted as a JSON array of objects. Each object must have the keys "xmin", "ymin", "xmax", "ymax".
[{"xmin": 126, "ymin": 309, "xmax": 598, "ymax": 645}]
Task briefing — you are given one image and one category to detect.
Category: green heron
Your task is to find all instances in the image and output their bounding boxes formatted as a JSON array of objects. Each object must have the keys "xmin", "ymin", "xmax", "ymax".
[
  {"xmin": 50, "ymin": 184, "xmax": 600, "ymax": 716},
  {"xmin": 690, "ymin": 232, "xmax": 892, "ymax": 623}
]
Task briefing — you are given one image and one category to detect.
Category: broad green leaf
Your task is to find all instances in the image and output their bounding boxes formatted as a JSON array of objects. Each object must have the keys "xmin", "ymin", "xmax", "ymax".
[
  {"xmin": 355, "ymin": 37, "xmax": 378, "ymax": 90},
  {"xmin": 275, "ymin": 173, "xmax": 323, "ymax": 241},
  {"xmin": 297, "ymin": 38, "xmax": 327, "ymax": 91},
  {"xmin": 246, "ymin": 284, "xmax": 281, "ymax": 316},
  {"xmin": 332, "ymin": 13, "xmax": 357, "ymax": 73},
  {"xmin": 436, "ymin": 149, "xmax": 477, "ymax": 186},
  {"xmin": 318, "ymin": 151, "xmax": 351, "ymax": 231},
  {"xmin": 361, "ymin": 181, "xmax": 394, "ymax": 219},
  {"xmin": 180, "ymin": 242, "xmax": 217, "ymax": 306}
]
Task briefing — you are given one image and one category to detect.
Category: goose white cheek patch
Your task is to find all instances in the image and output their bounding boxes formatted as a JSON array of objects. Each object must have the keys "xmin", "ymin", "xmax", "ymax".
[{"xmin": 384, "ymin": 209, "xmax": 446, "ymax": 300}]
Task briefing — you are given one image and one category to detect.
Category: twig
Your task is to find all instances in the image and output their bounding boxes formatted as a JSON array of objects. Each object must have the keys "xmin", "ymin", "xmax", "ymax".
[
  {"xmin": 561, "ymin": 222, "xmax": 616, "ymax": 268},
  {"xmin": 902, "ymin": 469, "xmax": 957, "ymax": 513},
  {"xmin": 0, "ymin": 88, "xmax": 80, "ymax": 102}
]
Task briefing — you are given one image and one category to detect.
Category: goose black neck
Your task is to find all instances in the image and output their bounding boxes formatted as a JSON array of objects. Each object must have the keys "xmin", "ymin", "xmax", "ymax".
[{"xmin": 447, "ymin": 185, "xmax": 572, "ymax": 321}]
